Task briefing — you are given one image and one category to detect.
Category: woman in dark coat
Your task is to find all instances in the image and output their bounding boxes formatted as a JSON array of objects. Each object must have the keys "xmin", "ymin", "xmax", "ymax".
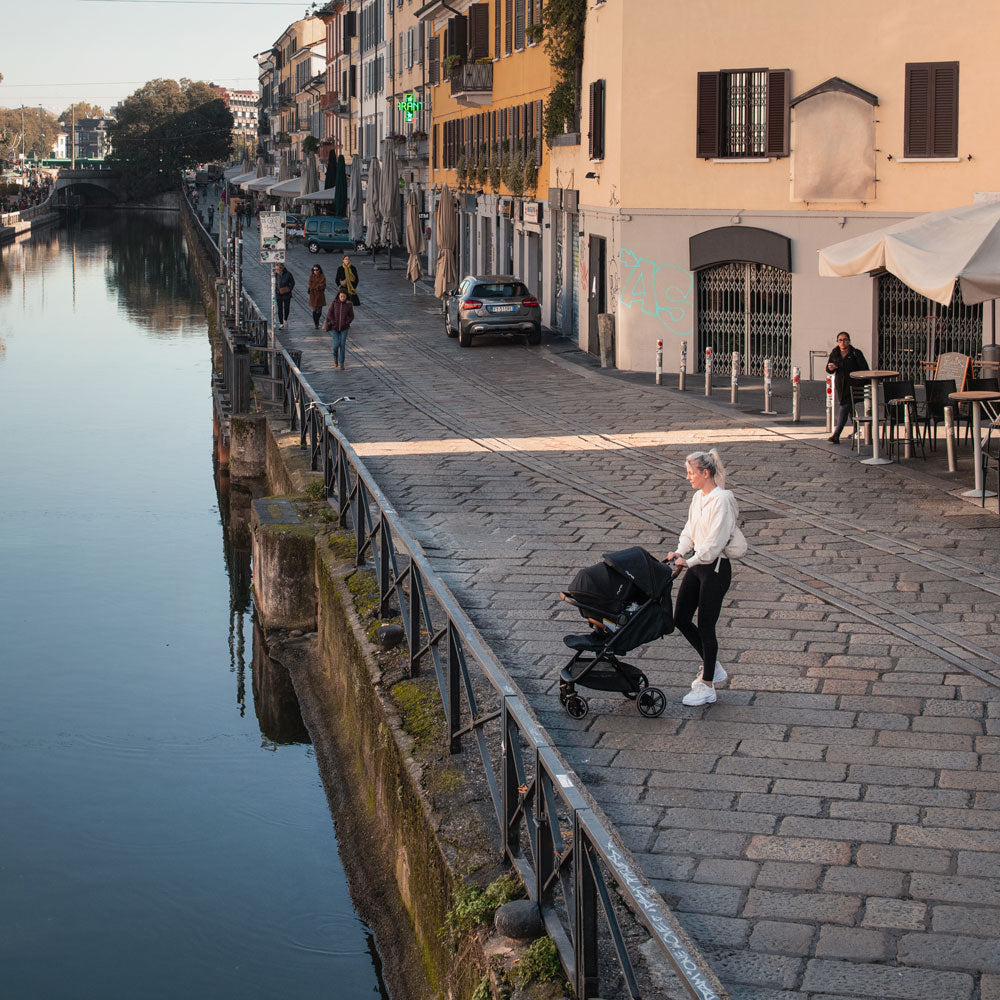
[
  {"xmin": 826, "ymin": 331, "xmax": 870, "ymax": 443},
  {"xmin": 307, "ymin": 264, "xmax": 327, "ymax": 329},
  {"xmin": 324, "ymin": 290, "xmax": 355, "ymax": 369},
  {"xmin": 334, "ymin": 255, "xmax": 360, "ymax": 304}
]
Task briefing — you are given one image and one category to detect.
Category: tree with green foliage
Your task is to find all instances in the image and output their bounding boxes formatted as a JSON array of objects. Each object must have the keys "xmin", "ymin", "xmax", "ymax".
[
  {"xmin": 108, "ymin": 78, "xmax": 232, "ymax": 199},
  {"xmin": 58, "ymin": 102, "xmax": 106, "ymax": 124},
  {"xmin": 537, "ymin": 0, "xmax": 587, "ymax": 144},
  {"xmin": 0, "ymin": 106, "xmax": 61, "ymax": 158}
]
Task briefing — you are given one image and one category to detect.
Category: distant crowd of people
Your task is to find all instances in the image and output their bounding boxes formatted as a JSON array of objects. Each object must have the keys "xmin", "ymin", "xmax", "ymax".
[{"xmin": 1, "ymin": 177, "xmax": 54, "ymax": 215}]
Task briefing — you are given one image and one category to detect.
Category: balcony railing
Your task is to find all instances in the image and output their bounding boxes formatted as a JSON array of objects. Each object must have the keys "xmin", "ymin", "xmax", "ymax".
[
  {"xmin": 449, "ymin": 62, "xmax": 493, "ymax": 106},
  {"xmin": 319, "ymin": 91, "xmax": 339, "ymax": 109}
]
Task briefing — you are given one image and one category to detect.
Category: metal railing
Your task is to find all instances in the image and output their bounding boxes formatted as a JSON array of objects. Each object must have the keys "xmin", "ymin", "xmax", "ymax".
[{"xmin": 450, "ymin": 61, "xmax": 493, "ymax": 97}]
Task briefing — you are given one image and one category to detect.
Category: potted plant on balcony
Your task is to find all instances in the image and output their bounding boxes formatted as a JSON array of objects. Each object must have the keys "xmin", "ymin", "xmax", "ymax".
[
  {"xmin": 455, "ymin": 151, "xmax": 468, "ymax": 189},
  {"xmin": 488, "ymin": 142, "xmax": 502, "ymax": 194},
  {"xmin": 476, "ymin": 143, "xmax": 490, "ymax": 188},
  {"xmin": 442, "ymin": 54, "xmax": 462, "ymax": 76},
  {"xmin": 523, "ymin": 140, "xmax": 538, "ymax": 192},
  {"xmin": 303, "ymin": 135, "xmax": 319, "ymax": 155}
]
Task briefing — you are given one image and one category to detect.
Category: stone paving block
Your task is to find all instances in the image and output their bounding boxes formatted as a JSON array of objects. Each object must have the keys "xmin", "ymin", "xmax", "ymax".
[
  {"xmin": 736, "ymin": 739, "xmax": 827, "ymax": 761},
  {"xmin": 642, "ymin": 785, "xmax": 737, "ymax": 810},
  {"xmin": 749, "ymin": 919, "xmax": 815, "ymax": 955},
  {"xmin": 897, "ymin": 825, "xmax": 1000, "ymax": 852},
  {"xmin": 911, "ymin": 715, "xmax": 984, "ymax": 734},
  {"xmin": 923, "ymin": 806, "xmax": 1000, "ymax": 829},
  {"xmin": 656, "ymin": 879, "xmax": 747, "ymax": 917},
  {"xmin": 678, "ymin": 912, "xmax": 750, "ymax": 950},
  {"xmin": 694, "ymin": 858, "xmax": 760, "ymax": 887},
  {"xmin": 823, "ymin": 867, "xmax": 905, "ymax": 897},
  {"xmin": 931, "ymin": 903, "xmax": 1000, "ymax": 936},
  {"xmin": 779, "ymin": 816, "xmax": 892, "ymax": 843},
  {"xmin": 755, "ymin": 861, "xmax": 822, "ymax": 890},
  {"xmin": 647, "ymin": 770, "xmax": 771, "ymax": 794},
  {"xmin": 957, "ymin": 850, "xmax": 1000, "ymax": 878},
  {"xmin": 801, "ymin": 958, "xmax": 973, "ymax": 999},
  {"xmin": 745, "ymin": 889, "xmax": 861, "ymax": 924},
  {"xmin": 826, "ymin": 745, "xmax": 979, "ymax": 770},
  {"xmin": 828, "ymin": 800, "xmax": 919, "ymax": 824},
  {"xmin": 939, "ymin": 769, "xmax": 1000, "ymax": 791},
  {"xmin": 863, "ymin": 784, "xmax": 969, "ymax": 807},
  {"xmin": 861, "ymin": 897, "xmax": 926, "ymax": 930},
  {"xmin": 898, "ymin": 932, "xmax": 1000, "ymax": 972},
  {"xmin": 846, "ymin": 764, "xmax": 935, "ymax": 786},
  {"xmin": 738, "ymin": 793, "xmax": 823, "ymax": 817},
  {"xmin": 662, "ymin": 806, "xmax": 778, "ymax": 834},
  {"xmin": 727, "ymin": 989, "xmax": 807, "ymax": 1000},
  {"xmin": 856, "ymin": 712, "xmax": 912, "ymax": 730},
  {"xmin": 909, "ymin": 872, "xmax": 1000, "ymax": 906},
  {"xmin": 653, "ymin": 828, "xmax": 751, "ymax": 859},
  {"xmin": 839, "ymin": 695, "xmax": 925, "ymax": 715},
  {"xmin": 702, "ymin": 947, "xmax": 803, "ymax": 989},
  {"xmin": 876, "ymin": 730, "xmax": 974, "ymax": 751},
  {"xmin": 814, "ymin": 926, "xmax": 892, "ymax": 962},
  {"xmin": 719, "ymin": 758, "xmax": 848, "ymax": 782},
  {"xmin": 747, "ymin": 836, "xmax": 850, "ymax": 865},
  {"xmin": 856, "ymin": 844, "xmax": 951, "ymax": 873},
  {"xmin": 922, "ymin": 699, "xmax": 984, "ymax": 717},
  {"xmin": 631, "ymin": 851, "xmax": 697, "ymax": 882}
]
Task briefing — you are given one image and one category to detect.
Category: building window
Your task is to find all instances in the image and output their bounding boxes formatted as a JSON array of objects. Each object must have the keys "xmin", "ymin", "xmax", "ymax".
[
  {"xmin": 696, "ymin": 68, "xmax": 789, "ymax": 158},
  {"xmin": 904, "ymin": 61, "xmax": 958, "ymax": 158},
  {"xmin": 588, "ymin": 79, "xmax": 605, "ymax": 160}
]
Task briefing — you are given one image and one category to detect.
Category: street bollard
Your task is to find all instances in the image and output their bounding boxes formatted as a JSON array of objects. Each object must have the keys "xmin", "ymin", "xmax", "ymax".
[
  {"xmin": 944, "ymin": 405, "xmax": 957, "ymax": 472},
  {"xmin": 761, "ymin": 358, "xmax": 777, "ymax": 415},
  {"xmin": 704, "ymin": 347, "xmax": 713, "ymax": 396},
  {"xmin": 825, "ymin": 373, "xmax": 835, "ymax": 433},
  {"xmin": 791, "ymin": 366, "xmax": 801, "ymax": 422},
  {"xmin": 730, "ymin": 351, "xmax": 740, "ymax": 405},
  {"xmin": 656, "ymin": 339, "xmax": 663, "ymax": 385},
  {"xmin": 903, "ymin": 402, "xmax": 913, "ymax": 460},
  {"xmin": 679, "ymin": 340, "xmax": 687, "ymax": 391}
]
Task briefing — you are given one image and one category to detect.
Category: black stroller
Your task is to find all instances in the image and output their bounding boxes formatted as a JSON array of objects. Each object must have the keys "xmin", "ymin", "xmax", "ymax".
[{"xmin": 558, "ymin": 547, "xmax": 676, "ymax": 720}]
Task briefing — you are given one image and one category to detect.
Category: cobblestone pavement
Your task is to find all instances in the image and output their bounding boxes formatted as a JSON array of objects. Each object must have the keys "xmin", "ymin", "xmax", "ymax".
[{"xmin": 240, "ymin": 239, "xmax": 1000, "ymax": 1000}]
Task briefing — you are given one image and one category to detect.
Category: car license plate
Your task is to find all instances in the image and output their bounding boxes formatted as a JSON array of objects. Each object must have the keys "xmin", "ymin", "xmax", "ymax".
[{"xmin": 490, "ymin": 305, "xmax": 516, "ymax": 312}]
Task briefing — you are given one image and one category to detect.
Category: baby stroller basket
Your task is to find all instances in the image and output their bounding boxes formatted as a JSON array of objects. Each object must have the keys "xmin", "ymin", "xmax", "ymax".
[{"xmin": 557, "ymin": 547, "xmax": 676, "ymax": 720}]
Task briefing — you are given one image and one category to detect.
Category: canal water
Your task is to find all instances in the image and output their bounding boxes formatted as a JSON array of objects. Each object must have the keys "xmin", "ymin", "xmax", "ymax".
[{"xmin": 0, "ymin": 214, "xmax": 388, "ymax": 999}]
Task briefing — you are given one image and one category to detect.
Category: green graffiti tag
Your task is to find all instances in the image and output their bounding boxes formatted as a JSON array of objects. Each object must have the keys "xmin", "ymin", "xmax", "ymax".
[{"xmin": 619, "ymin": 249, "xmax": 693, "ymax": 336}]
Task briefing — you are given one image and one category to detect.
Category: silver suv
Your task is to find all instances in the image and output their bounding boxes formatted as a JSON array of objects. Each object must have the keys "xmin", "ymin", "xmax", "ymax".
[{"xmin": 443, "ymin": 275, "xmax": 542, "ymax": 347}]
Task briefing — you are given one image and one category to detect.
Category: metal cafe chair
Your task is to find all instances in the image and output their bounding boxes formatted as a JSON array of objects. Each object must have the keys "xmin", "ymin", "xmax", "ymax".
[
  {"xmin": 977, "ymin": 397, "xmax": 1000, "ymax": 510},
  {"xmin": 919, "ymin": 378, "xmax": 957, "ymax": 451},
  {"xmin": 963, "ymin": 377, "xmax": 1000, "ymax": 440},
  {"xmin": 848, "ymin": 383, "xmax": 873, "ymax": 454},
  {"xmin": 882, "ymin": 379, "xmax": 925, "ymax": 460}
]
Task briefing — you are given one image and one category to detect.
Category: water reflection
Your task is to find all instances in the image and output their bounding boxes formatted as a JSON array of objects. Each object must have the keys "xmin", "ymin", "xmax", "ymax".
[{"xmin": 252, "ymin": 619, "xmax": 310, "ymax": 745}]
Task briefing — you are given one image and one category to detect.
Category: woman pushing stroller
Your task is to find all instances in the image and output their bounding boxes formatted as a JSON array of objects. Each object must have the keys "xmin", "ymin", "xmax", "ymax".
[{"xmin": 667, "ymin": 449, "xmax": 745, "ymax": 707}]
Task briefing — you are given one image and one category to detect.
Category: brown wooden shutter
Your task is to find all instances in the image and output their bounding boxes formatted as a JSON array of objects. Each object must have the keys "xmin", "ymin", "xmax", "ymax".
[
  {"xmin": 469, "ymin": 4, "xmax": 490, "ymax": 61},
  {"xmin": 589, "ymin": 79, "xmax": 605, "ymax": 159},
  {"xmin": 514, "ymin": 0, "xmax": 525, "ymax": 49},
  {"xmin": 905, "ymin": 62, "xmax": 931, "ymax": 157},
  {"xmin": 429, "ymin": 35, "xmax": 440, "ymax": 85},
  {"xmin": 535, "ymin": 99, "xmax": 543, "ymax": 163},
  {"xmin": 433, "ymin": 123, "xmax": 438, "ymax": 168},
  {"xmin": 932, "ymin": 62, "xmax": 959, "ymax": 156},
  {"xmin": 495, "ymin": 0, "xmax": 501, "ymax": 60},
  {"xmin": 696, "ymin": 71, "xmax": 721, "ymax": 158},
  {"xmin": 447, "ymin": 16, "xmax": 468, "ymax": 60},
  {"xmin": 505, "ymin": 0, "xmax": 513, "ymax": 55},
  {"xmin": 765, "ymin": 69, "xmax": 790, "ymax": 157},
  {"xmin": 905, "ymin": 62, "xmax": 959, "ymax": 158}
]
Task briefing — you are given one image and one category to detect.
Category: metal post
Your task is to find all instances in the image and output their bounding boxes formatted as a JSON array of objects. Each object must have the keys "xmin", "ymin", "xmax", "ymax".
[
  {"xmin": 269, "ymin": 267, "xmax": 276, "ymax": 350},
  {"xmin": 825, "ymin": 372, "xmax": 835, "ymax": 433},
  {"xmin": 573, "ymin": 818, "xmax": 599, "ymax": 999},
  {"xmin": 730, "ymin": 351, "xmax": 740, "ymax": 405},
  {"xmin": 762, "ymin": 357, "xmax": 777, "ymax": 414},
  {"xmin": 655, "ymin": 339, "xmax": 663, "ymax": 385},
  {"xmin": 903, "ymin": 401, "xmax": 913, "ymax": 460},
  {"xmin": 678, "ymin": 340, "xmax": 687, "ymax": 391},
  {"xmin": 791, "ymin": 365, "xmax": 801, "ymax": 423},
  {"xmin": 446, "ymin": 622, "xmax": 463, "ymax": 755},
  {"xmin": 944, "ymin": 405, "xmax": 957, "ymax": 473},
  {"xmin": 704, "ymin": 347, "xmax": 713, "ymax": 396}
]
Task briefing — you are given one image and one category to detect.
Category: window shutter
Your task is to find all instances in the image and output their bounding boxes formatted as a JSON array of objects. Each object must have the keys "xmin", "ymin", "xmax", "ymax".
[
  {"xmin": 765, "ymin": 68, "xmax": 790, "ymax": 157},
  {"xmin": 418, "ymin": 23, "xmax": 424, "ymax": 64},
  {"xmin": 514, "ymin": 0, "xmax": 525, "ymax": 49},
  {"xmin": 588, "ymin": 80, "xmax": 605, "ymax": 159},
  {"xmin": 433, "ymin": 123, "xmax": 438, "ymax": 168},
  {"xmin": 505, "ymin": 0, "xmax": 513, "ymax": 55},
  {"xmin": 429, "ymin": 35, "xmax": 440, "ymax": 85},
  {"xmin": 696, "ymin": 71, "xmax": 721, "ymax": 158},
  {"xmin": 448, "ymin": 15, "xmax": 468, "ymax": 60},
  {"xmin": 495, "ymin": 0, "xmax": 501, "ymax": 60},
  {"xmin": 904, "ymin": 63, "xmax": 930, "ymax": 157},
  {"xmin": 469, "ymin": 3, "xmax": 490, "ymax": 60},
  {"xmin": 932, "ymin": 62, "xmax": 959, "ymax": 156},
  {"xmin": 535, "ymin": 99, "xmax": 543, "ymax": 164}
]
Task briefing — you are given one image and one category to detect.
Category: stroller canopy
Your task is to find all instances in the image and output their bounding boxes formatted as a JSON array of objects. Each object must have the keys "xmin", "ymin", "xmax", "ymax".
[
  {"xmin": 563, "ymin": 547, "xmax": 673, "ymax": 620},
  {"xmin": 602, "ymin": 547, "xmax": 674, "ymax": 601}
]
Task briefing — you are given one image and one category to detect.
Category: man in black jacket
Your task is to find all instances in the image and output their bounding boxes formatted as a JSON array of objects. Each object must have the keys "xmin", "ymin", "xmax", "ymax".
[
  {"xmin": 826, "ymin": 331, "xmax": 869, "ymax": 443},
  {"xmin": 274, "ymin": 264, "xmax": 295, "ymax": 328}
]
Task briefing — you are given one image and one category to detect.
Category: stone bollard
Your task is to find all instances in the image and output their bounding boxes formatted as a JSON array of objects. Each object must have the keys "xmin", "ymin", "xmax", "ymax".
[
  {"xmin": 251, "ymin": 498, "xmax": 317, "ymax": 631},
  {"xmin": 598, "ymin": 313, "xmax": 616, "ymax": 368},
  {"xmin": 791, "ymin": 366, "xmax": 801, "ymax": 423},
  {"xmin": 730, "ymin": 351, "xmax": 740, "ymax": 405},
  {"xmin": 655, "ymin": 339, "xmax": 663, "ymax": 385},
  {"xmin": 679, "ymin": 339, "xmax": 687, "ymax": 391},
  {"xmin": 762, "ymin": 357, "xmax": 777, "ymax": 415},
  {"xmin": 230, "ymin": 414, "xmax": 268, "ymax": 479},
  {"xmin": 825, "ymin": 372, "xmax": 835, "ymax": 433},
  {"xmin": 704, "ymin": 347, "xmax": 713, "ymax": 396}
]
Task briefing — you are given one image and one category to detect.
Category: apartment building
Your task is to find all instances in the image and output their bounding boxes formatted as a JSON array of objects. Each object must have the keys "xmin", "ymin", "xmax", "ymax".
[
  {"xmin": 421, "ymin": 0, "xmax": 555, "ymax": 309},
  {"xmin": 256, "ymin": 49, "xmax": 277, "ymax": 170},
  {"xmin": 358, "ymin": 0, "xmax": 388, "ymax": 159},
  {"xmin": 211, "ymin": 85, "xmax": 257, "ymax": 159},
  {"xmin": 388, "ymin": 0, "xmax": 430, "ymax": 195},
  {"xmin": 550, "ymin": 0, "xmax": 1000, "ymax": 376},
  {"xmin": 317, "ymin": 1, "xmax": 359, "ymax": 162}
]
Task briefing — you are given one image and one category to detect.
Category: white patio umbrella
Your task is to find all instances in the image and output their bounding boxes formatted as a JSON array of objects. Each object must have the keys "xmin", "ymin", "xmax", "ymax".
[
  {"xmin": 348, "ymin": 159, "xmax": 363, "ymax": 243},
  {"xmin": 301, "ymin": 154, "xmax": 319, "ymax": 197},
  {"xmin": 819, "ymin": 201, "xmax": 1000, "ymax": 307},
  {"xmin": 379, "ymin": 140, "xmax": 401, "ymax": 268},
  {"xmin": 405, "ymin": 188, "xmax": 425, "ymax": 293},
  {"xmin": 364, "ymin": 156, "xmax": 383, "ymax": 255}
]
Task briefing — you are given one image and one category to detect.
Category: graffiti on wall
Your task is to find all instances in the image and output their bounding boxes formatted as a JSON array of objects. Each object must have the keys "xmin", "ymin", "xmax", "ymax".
[{"xmin": 618, "ymin": 249, "xmax": 694, "ymax": 336}]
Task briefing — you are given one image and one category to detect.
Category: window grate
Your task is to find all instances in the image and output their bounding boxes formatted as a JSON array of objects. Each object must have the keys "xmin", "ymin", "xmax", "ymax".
[{"xmin": 722, "ymin": 70, "xmax": 767, "ymax": 157}]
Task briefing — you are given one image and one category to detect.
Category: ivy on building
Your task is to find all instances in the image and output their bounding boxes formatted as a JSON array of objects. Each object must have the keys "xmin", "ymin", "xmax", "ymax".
[{"xmin": 534, "ymin": 0, "xmax": 586, "ymax": 145}]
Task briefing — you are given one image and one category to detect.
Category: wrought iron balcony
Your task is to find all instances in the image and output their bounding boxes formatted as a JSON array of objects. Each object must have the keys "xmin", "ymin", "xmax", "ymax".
[{"xmin": 449, "ymin": 62, "xmax": 492, "ymax": 107}]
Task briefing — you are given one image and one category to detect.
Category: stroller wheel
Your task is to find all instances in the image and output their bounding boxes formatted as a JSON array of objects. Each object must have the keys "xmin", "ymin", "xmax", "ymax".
[
  {"xmin": 636, "ymin": 687, "xmax": 666, "ymax": 719},
  {"xmin": 565, "ymin": 695, "xmax": 589, "ymax": 720}
]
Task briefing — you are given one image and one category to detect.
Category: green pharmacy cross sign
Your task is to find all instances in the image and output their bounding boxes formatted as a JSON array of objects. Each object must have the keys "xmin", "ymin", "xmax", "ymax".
[{"xmin": 396, "ymin": 94, "xmax": 424, "ymax": 123}]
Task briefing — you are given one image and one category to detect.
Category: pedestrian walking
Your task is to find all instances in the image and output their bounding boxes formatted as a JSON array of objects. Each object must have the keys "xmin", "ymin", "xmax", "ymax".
[
  {"xmin": 207, "ymin": 205, "xmax": 214, "ymax": 228},
  {"xmin": 666, "ymin": 449, "xmax": 746, "ymax": 707},
  {"xmin": 323, "ymin": 290, "xmax": 355, "ymax": 369},
  {"xmin": 825, "ymin": 331, "xmax": 869, "ymax": 444},
  {"xmin": 274, "ymin": 263, "xmax": 295, "ymax": 328},
  {"xmin": 308, "ymin": 264, "xmax": 327, "ymax": 329},
  {"xmin": 335, "ymin": 255, "xmax": 360, "ymax": 305}
]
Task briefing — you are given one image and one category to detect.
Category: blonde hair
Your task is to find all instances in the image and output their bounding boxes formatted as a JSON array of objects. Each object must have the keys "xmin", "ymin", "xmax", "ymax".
[{"xmin": 686, "ymin": 449, "xmax": 727, "ymax": 488}]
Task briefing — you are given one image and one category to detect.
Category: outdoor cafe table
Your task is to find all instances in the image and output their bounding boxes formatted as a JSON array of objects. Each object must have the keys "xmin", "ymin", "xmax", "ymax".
[
  {"xmin": 850, "ymin": 370, "xmax": 899, "ymax": 465},
  {"xmin": 949, "ymin": 389, "xmax": 1000, "ymax": 498}
]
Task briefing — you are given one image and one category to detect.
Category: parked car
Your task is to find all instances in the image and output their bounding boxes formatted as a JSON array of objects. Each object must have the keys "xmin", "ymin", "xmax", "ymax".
[
  {"xmin": 304, "ymin": 215, "xmax": 367, "ymax": 254},
  {"xmin": 443, "ymin": 275, "xmax": 542, "ymax": 347},
  {"xmin": 284, "ymin": 213, "xmax": 305, "ymax": 239}
]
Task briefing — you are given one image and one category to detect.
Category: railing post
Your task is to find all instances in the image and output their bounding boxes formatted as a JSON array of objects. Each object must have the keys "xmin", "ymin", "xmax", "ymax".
[
  {"xmin": 573, "ymin": 818, "xmax": 599, "ymax": 999},
  {"xmin": 762, "ymin": 357, "xmax": 777, "ymax": 414},
  {"xmin": 678, "ymin": 339, "xmax": 687, "ymax": 391},
  {"xmin": 501, "ymin": 703, "xmax": 517, "ymax": 860},
  {"xmin": 704, "ymin": 347, "xmax": 713, "ymax": 396},
  {"xmin": 730, "ymin": 351, "xmax": 740, "ymax": 405},
  {"xmin": 337, "ymin": 442, "xmax": 350, "ymax": 527},
  {"xmin": 234, "ymin": 342, "xmax": 250, "ymax": 413},
  {"xmin": 407, "ymin": 562, "xmax": 421, "ymax": 677},
  {"xmin": 655, "ymin": 339, "xmax": 662, "ymax": 385},
  {"xmin": 447, "ymin": 622, "xmax": 463, "ymax": 755},
  {"xmin": 791, "ymin": 365, "xmax": 801, "ymax": 423},
  {"xmin": 535, "ymin": 761, "xmax": 554, "ymax": 901},
  {"xmin": 378, "ymin": 515, "xmax": 391, "ymax": 616}
]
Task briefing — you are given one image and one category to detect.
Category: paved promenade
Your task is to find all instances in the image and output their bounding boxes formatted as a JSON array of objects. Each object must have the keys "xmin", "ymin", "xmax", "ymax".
[{"xmin": 240, "ymin": 236, "xmax": 1000, "ymax": 1000}]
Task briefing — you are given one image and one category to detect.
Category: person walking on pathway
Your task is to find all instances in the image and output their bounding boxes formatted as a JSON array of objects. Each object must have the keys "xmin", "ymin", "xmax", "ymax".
[
  {"xmin": 335, "ymin": 255, "xmax": 360, "ymax": 305},
  {"xmin": 324, "ymin": 290, "xmax": 355, "ymax": 369},
  {"xmin": 666, "ymin": 449, "xmax": 745, "ymax": 707},
  {"xmin": 308, "ymin": 264, "xmax": 327, "ymax": 330},
  {"xmin": 825, "ymin": 331, "xmax": 869, "ymax": 444},
  {"xmin": 274, "ymin": 263, "xmax": 295, "ymax": 328}
]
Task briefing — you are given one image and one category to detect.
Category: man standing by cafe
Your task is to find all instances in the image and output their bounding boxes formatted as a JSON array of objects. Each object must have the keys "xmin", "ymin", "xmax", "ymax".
[{"xmin": 274, "ymin": 263, "xmax": 295, "ymax": 329}]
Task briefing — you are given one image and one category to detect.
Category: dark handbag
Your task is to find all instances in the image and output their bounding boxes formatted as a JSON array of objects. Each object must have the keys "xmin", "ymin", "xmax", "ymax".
[{"xmin": 350, "ymin": 292, "xmax": 360, "ymax": 306}]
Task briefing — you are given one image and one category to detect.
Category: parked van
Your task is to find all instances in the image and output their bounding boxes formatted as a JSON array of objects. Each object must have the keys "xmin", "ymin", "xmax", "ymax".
[{"xmin": 304, "ymin": 216, "xmax": 360, "ymax": 254}]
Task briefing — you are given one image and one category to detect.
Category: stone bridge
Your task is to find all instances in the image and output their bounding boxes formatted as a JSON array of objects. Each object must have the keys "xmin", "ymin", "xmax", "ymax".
[{"xmin": 52, "ymin": 169, "xmax": 122, "ymax": 206}]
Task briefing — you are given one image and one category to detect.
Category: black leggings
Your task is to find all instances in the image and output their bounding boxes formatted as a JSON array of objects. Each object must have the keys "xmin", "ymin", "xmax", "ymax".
[
  {"xmin": 674, "ymin": 559, "xmax": 732, "ymax": 683},
  {"xmin": 833, "ymin": 399, "xmax": 852, "ymax": 438},
  {"xmin": 276, "ymin": 295, "xmax": 291, "ymax": 322}
]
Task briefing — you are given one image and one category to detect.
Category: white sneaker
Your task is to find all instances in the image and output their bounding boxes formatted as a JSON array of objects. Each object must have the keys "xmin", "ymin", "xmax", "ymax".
[
  {"xmin": 682, "ymin": 680, "xmax": 717, "ymax": 707},
  {"xmin": 692, "ymin": 662, "xmax": 727, "ymax": 689}
]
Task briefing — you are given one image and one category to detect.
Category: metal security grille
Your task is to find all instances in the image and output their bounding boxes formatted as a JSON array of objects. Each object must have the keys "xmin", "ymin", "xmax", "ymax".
[
  {"xmin": 722, "ymin": 70, "xmax": 767, "ymax": 157},
  {"xmin": 877, "ymin": 272, "xmax": 982, "ymax": 381},
  {"xmin": 697, "ymin": 262, "xmax": 792, "ymax": 376}
]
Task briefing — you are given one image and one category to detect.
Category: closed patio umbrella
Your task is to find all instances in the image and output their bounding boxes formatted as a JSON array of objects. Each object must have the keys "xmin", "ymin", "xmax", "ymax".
[
  {"xmin": 333, "ymin": 154, "xmax": 348, "ymax": 218},
  {"xmin": 433, "ymin": 184, "xmax": 458, "ymax": 299},
  {"xmin": 324, "ymin": 149, "xmax": 336, "ymax": 190},
  {"xmin": 379, "ymin": 139, "xmax": 401, "ymax": 268},
  {"xmin": 348, "ymin": 158, "xmax": 363, "ymax": 243},
  {"xmin": 365, "ymin": 155, "xmax": 383, "ymax": 258},
  {"xmin": 405, "ymin": 188, "xmax": 425, "ymax": 294},
  {"xmin": 301, "ymin": 154, "xmax": 318, "ymax": 197}
]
